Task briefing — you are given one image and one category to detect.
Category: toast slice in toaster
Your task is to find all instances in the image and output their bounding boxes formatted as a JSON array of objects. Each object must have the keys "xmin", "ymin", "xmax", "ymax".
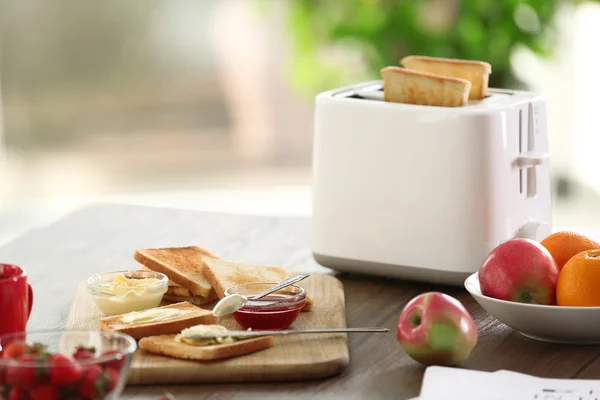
[
  {"xmin": 138, "ymin": 333, "xmax": 274, "ymax": 361},
  {"xmin": 399, "ymin": 55, "xmax": 491, "ymax": 100},
  {"xmin": 380, "ymin": 66, "xmax": 471, "ymax": 107},
  {"xmin": 134, "ymin": 246, "xmax": 217, "ymax": 298},
  {"xmin": 139, "ymin": 265, "xmax": 218, "ymax": 306},
  {"xmin": 202, "ymin": 258, "xmax": 313, "ymax": 312},
  {"xmin": 99, "ymin": 301, "xmax": 216, "ymax": 339}
]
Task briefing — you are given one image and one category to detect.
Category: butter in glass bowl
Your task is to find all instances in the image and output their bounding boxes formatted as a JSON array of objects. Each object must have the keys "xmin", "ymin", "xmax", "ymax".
[{"xmin": 87, "ymin": 270, "xmax": 168, "ymax": 315}]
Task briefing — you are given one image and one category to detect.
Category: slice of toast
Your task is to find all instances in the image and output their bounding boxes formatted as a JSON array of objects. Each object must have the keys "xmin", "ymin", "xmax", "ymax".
[
  {"xmin": 99, "ymin": 302, "xmax": 216, "ymax": 339},
  {"xmin": 139, "ymin": 265, "xmax": 183, "ymax": 289},
  {"xmin": 134, "ymin": 246, "xmax": 217, "ymax": 298},
  {"xmin": 380, "ymin": 66, "xmax": 471, "ymax": 107},
  {"xmin": 399, "ymin": 55, "xmax": 491, "ymax": 100},
  {"xmin": 138, "ymin": 265, "xmax": 217, "ymax": 305},
  {"xmin": 138, "ymin": 334, "xmax": 274, "ymax": 361},
  {"xmin": 164, "ymin": 286, "xmax": 218, "ymax": 303},
  {"xmin": 202, "ymin": 258, "xmax": 313, "ymax": 312},
  {"xmin": 163, "ymin": 293, "xmax": 218, "ymax": 307}
]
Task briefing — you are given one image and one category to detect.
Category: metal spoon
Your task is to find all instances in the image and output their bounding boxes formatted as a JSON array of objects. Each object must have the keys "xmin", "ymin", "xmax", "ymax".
[{"xmin": 211, "ymin": 274, "xmax": 310, "ymax": 317}]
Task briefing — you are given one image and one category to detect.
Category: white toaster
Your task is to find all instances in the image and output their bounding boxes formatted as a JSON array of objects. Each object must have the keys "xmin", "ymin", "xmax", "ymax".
[{"xmin": 311, "ymin": 80, "xmax": 552, "ymax": 285}]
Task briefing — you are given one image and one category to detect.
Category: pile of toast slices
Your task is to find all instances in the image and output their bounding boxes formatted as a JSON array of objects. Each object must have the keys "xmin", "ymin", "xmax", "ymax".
[
  {"xmin": 381, "ymin": 55, "xmax": 492, "ymax": 107},
  {"xmin": 99, "ymin": 246, "xmax": 312, "ymax": 361}
]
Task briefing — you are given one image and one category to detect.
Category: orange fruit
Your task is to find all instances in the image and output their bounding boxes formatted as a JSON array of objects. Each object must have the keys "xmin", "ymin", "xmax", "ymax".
[
  {"xmin": 557, "ymin": 249, "xmax": 600, "ymax": 306},
  {"xmin": 540, "ymin": 231, "xmax": 600, "ymax": 271}
]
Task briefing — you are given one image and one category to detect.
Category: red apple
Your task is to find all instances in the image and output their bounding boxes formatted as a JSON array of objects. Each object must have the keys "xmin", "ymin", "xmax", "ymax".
[
  {"xmin": 397, "ymin": 292, "xmax": 478, "ymax": 366},
  {"xmin": 479, "ymin": 238, "xmax": 559, "ymax": 304}
]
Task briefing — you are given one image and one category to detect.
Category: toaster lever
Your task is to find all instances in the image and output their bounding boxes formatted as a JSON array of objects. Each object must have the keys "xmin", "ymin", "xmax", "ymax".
[{"xmin": 514, "ymin": 152, "xmax": 549, "ymax": 168}]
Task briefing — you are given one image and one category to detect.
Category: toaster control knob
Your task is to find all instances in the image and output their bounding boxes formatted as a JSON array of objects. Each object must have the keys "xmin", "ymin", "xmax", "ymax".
[{"xmin": 518, "ymin": 222, "xmax": 552, "ymax": 242}]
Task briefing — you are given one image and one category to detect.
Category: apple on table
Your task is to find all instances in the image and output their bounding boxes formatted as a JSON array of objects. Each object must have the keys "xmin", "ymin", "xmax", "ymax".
[{"xmin": 397, "ymin": 292, "xmax": 478, "ymax": 366}]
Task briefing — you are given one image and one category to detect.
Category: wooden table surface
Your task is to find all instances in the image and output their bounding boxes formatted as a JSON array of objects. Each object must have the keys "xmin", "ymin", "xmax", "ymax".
[{"xmin": 1, "ymin": 203, "xmax": 600, "ymax": 400}]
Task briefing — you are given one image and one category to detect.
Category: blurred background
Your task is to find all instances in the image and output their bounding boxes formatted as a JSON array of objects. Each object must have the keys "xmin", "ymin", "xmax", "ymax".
[{"xmin": 1, "ymin": 0, "xmax": 599, "ymax": 244}]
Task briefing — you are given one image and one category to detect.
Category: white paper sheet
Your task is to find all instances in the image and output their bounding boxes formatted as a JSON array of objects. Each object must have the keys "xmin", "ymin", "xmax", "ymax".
[{"xmin": 419, "ymin": 366, "xmax": 600, "ymax": 400}]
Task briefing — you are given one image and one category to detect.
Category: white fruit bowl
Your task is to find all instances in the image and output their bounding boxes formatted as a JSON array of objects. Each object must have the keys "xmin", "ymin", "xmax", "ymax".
[{"xmin": 465, "ymin": 272, "xmax": 600, "ymax": 344}]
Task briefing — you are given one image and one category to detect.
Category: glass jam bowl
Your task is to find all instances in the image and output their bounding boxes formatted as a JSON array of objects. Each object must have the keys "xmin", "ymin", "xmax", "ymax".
[
  {"xmin": 87, "ymin": 270, "xmax": 168, "ymax": 316},
  {"xmin": 0, "ymin": 330, "xmax": 137, "ymax": 400},
  {"xmin": 224, "ymin": 283, "xmax": 306, "ymax": 330}
]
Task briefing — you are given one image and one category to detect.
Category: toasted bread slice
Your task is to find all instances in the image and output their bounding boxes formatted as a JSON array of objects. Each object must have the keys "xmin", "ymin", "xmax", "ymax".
[
  {"xmin": 134, "ymin": 246, "xmax": 217, "ymax": 298},
  {"xmin": 139, "ymin": 265, "xmax": 183, "ymax": 289},
  {"xmin": 202, "ymin": 258, "xmax": 313, "ymax": 312},
  {"xmin": 400, "ymin": 55, "xmax": 491, "ymax": 100},
  {"xmin": 163, "ymin": 293, "xmax": 218, "ymax": 307},
  {"xmin": 139, "ymin": 334, "xmax": 274, "ymax": 361},
  {"xmin": 99, "ymin": 302, "xmax": 216, "ymax": 339},
  {"xmin": 138, "ymin": 265, "xmax": 217, "ymax": 305},
  {"xmin": 380, "ymin": 66, "xmax": 471, "ymax": 107}
]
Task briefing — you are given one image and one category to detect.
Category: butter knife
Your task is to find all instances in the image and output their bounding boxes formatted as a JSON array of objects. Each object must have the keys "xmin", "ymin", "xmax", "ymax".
[{"xmin": 182, "ymin": 327, "xmax": 389, "ymax": 340}]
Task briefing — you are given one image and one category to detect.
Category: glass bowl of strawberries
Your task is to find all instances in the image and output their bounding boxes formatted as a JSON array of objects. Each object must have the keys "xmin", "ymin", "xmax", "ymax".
[{"xmin": 0, "ymin": 330, "xmax": 137, "ymax": 400}]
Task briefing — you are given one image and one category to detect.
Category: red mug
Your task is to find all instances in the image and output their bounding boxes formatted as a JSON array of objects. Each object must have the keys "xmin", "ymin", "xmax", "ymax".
[{"xmin": 0, "ymin": 264, "xmax": 33, "ymax": 336}]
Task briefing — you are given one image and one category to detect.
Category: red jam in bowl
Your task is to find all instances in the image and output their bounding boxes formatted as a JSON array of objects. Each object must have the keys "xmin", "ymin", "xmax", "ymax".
[{"xmin": 224, "ymin": 283, "xmax": 306, "ymax": 331}]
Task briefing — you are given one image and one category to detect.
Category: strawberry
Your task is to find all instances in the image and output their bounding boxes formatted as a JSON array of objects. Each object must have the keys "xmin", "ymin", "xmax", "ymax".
[
  {"xmin": 7, "ymin": 387, "xmax": 27, "ymax": 400},
  {"xmin": 29, "ymin": 384, "xmax": 60, "ymax": 400},
  {"xmin": 98, "ymin": 350, "xmax": 125, "ymax": 372},
  {"xmin": 25, "ymin": 343, "xmax": 48, "ymax": 357},
  {"xmin": 5, "ymin": 353, "xmax": 48, "ymax": 389},
  {"xmin": 78, "ymin": 364, "xmax": 120, "ymax": 399},
  {"xmin": 104, "ymin": 367, "xmax": 119, "ymax": 393},
  {"xmin": 1, "ymin": 343, "xmax": 26, "ymax": 360},
  {"xmin": 72, "ymin": 346, "xmax": 96, "ymax": 362},
  {"xmin": 49, "ymin": 353, "xmax": 82, "ymax": 386},
  {"xmin": 78, "ymin": 364, "xmax": 103, "ymax": 399}
]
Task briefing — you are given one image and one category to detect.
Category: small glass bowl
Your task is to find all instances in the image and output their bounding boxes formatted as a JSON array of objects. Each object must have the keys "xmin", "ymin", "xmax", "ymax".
[
  {"xmin": 87, "ymin": 270, "xmax": 168, "ymax": 316},
  {"xmin": 224, "ymin": 283, "xmax": 306, "ymax": 331},
  {"xmin": 0, "ymin": 330, "xmax": 137, "ymax": 400}
]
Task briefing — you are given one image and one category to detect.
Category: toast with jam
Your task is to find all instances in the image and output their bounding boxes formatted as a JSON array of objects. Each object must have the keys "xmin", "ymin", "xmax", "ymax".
[{"xmin": 202, "ymin": 258, "xmax": 313, "ymax": 311}]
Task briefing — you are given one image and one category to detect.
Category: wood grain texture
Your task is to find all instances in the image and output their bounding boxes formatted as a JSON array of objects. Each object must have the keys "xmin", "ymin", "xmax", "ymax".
[
  {"xmin": 66, "ymin": 275, "xmax": 348, "ymax": 384},
  {"xmin": 1, "ymin": 203, "xmax": 600, "ymax": 400}
]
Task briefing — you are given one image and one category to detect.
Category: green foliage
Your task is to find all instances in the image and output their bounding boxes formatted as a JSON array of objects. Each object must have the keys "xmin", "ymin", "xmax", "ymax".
[{"xmin": 270, "ymin": 0, "xmax": 596, "ymax": 95}]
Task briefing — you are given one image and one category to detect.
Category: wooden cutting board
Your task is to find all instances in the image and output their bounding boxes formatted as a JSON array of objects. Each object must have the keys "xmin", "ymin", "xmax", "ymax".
[{"xmin": 66, "ymin": 274, "xmax": 349, "ymax": 385}]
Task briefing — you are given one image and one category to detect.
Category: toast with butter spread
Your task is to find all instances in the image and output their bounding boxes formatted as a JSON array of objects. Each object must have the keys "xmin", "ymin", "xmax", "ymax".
[
  {"xmin": 202, "ymin": 258, "xmax": 313, "ymax": 311},
  {"xmin": 99, "ymin": 301, "xmax": 215, "ymax": 339},
  {"xmin": 380, "ymin": 66, "xmax": 471, "ymax": 107},
  {"xmin": 134, "ymin": 246, "xmax": 217, "ymax": 298},
  {"xmin": 400, "ymin": 55, "xmax": 492, "ymax": 100},
  {"xmin": 138, "ymin": 333, "xmax": 274, "ymax": 361}
]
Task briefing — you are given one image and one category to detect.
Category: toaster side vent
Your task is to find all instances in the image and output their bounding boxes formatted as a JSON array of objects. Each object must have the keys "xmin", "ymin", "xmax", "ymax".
[
  {"xmin": 527, "ymin": 103, "xmax": 538, "ymax": 197},
  {"xmin": 519, "ymin": 170, "xmax": 524, "ymax": 195},
  {"xmin": 527, "ymin": 168, "xmax": 537, "ymax": 197},
  {"xmin": 516, "ymin": 104, "xmax": 540, "ymax": 198},
  {"xmin": 527, "ymin": 102, "xmax": 537, "ymax": 151},
  {"xmin": 519, "ymin": 109, "xmax": 525, "ymax": 195}
]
